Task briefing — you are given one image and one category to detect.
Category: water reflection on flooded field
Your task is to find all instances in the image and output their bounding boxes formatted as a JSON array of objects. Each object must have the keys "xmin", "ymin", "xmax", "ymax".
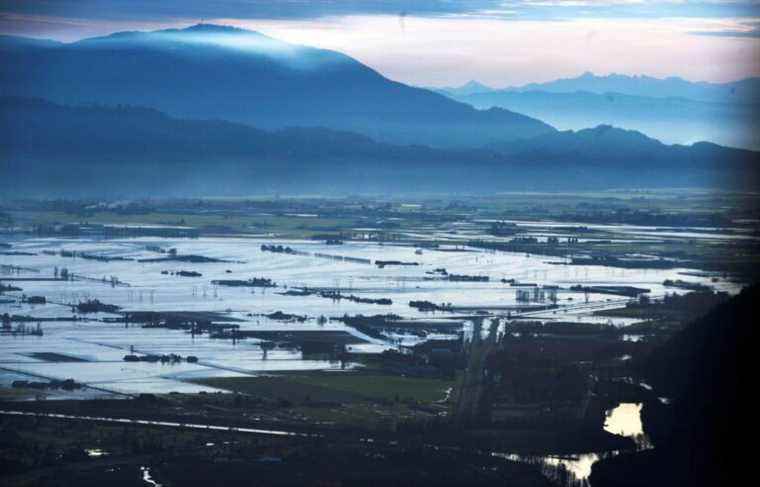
[
  {"xmin": 0, "ymin": 235, "xmax": 739, "ymax": 396},
  {"xmin": 604, "ymin": 402, "xmax": 651, "ymax": 449}
]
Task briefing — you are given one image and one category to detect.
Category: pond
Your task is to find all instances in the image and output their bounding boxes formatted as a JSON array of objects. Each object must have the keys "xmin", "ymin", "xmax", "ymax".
[{"xmin": 494, "ymin": 402, "xmax": 651, "ymax": 486}]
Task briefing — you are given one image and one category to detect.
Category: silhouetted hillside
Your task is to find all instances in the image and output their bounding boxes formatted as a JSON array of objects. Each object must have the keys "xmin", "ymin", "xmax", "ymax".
[
  {"xmin": 494, "ymin": 125, "xmax": 757, "ymax": 188},
  {"xmin": 0, "ymin": 24, "xmax": 553, "ymax": 148},
  {"xmin": 2, "ymin": 98, "xmax": 756, "ymax": 196}
]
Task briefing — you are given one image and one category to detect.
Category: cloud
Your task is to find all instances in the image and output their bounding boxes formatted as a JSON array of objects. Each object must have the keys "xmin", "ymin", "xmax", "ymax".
[
  {"xmin": 0, "ymin": 12, "xmax": 180, "ymax": 41},
  {"xmin": 0, "ymin": 1, "xmax": 497, "ymax": 22},
  {"xmin": 225, "ymin": 15, "xmax": 760, "ymax": 86},
  {"xmin": 3, "ymin": 2, "xmax": 760, "ymax": 41},
  {"xmin": 691, "ymin": 19, "xmax": 760, "ymax": 37},
  {"xmin": 2, "ymin": 1, "xmax": 760, "ymax": 25}
]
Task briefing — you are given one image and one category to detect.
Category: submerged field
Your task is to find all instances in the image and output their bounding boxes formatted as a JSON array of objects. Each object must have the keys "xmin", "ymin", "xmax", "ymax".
[{"xmin": 0, "ymin": 203, "xmax": 749, "ymax": 397}]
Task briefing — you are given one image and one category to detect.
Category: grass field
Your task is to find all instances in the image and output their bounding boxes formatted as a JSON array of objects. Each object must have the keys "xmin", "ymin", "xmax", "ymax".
[
  {"xmin": 192, "ymin": 373, "xmax": 454, "ymax": 404},
  {"xmin": 6, "ymin": 210, "xmax": 359, "ymax": 237}
]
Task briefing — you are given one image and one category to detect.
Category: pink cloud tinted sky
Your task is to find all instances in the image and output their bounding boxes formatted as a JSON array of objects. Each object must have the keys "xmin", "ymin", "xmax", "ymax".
[{"xmin": 1, "ymin": 5, "xmax": 759, "ymax": 86}]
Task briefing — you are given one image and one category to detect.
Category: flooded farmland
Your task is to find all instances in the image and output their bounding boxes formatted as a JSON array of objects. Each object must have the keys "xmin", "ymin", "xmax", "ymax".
[
  {"xmin": 0, "ymin": 201, "xmax": 752, "ymax": 487},
  {"xmin": 0, "ymin": 226, "xmax": 741, "ymax": 397}
]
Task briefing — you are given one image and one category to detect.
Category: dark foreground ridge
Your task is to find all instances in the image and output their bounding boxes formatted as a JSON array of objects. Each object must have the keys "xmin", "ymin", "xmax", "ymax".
[{"xmin": 590, "ymin": 284, "xmax": 755, "ymax": 486}]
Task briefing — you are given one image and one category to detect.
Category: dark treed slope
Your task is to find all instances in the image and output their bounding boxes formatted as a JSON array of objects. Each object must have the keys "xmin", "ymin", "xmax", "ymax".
[
  {"xmin": 493, "ymin": 123, "xmax": 753, "ymax": 171},
  {"xmin": 590, "ymin": 284, "xmax": 755, "ymax": 487},
  {"xmin": 0, "ymin": 24, "xmax": 553, "ymax": 149},
  {"xmin": 493, "ymin": 124, "xmax": 758, "ymax": 190},
  {"xmin": 1, "ymin": 98, "xmax": 756, "ymax": 196}
]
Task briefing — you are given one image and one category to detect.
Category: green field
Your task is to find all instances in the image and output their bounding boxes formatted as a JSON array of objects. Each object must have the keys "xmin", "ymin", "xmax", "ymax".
[
  {"xmin": 193, "ymin": 373, "xmax": 454, "ymax": 404},
  {"xmin": 6, "ymin": 209, "xmax": 359, "ymax": 238}
]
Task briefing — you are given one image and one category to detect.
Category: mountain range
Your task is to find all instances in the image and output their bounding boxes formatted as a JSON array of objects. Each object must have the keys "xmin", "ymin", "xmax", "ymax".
[
  {"xmin": 0, "ymin": 24, "xmax": 553, "ymax": 149},
  {"xmin": 2, "ymin": 97, "xmax": 755, "ymax": 197},
  {"xmin": 436, "ymin": 72, "xmax": 760, "ymax": 103},
  {"xmin": 434, "ymin": 80, "xmax": 495, "ymax": 97},
  {"xmin": 0, "ymin": 24, "xmax": 757, "ymax": 196},
  {"xmin": 433, "ymin": 73, "xmax": 760, "ymax": 149}
]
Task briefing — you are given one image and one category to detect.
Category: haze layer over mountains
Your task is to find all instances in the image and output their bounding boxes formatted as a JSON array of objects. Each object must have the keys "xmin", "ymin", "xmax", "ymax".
[
  {"xmin": 1, "ymin": 24, "xmax": 757, "ymax": 196},
  {"xmin": 434, "ymin": 73, "xmax": 760, "ymax": 150}
]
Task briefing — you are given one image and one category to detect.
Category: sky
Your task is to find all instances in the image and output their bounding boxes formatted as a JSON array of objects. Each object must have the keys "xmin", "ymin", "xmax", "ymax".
[{"xmin": 1, "ymin": 1, "xmax": 759, "ymax": 87}]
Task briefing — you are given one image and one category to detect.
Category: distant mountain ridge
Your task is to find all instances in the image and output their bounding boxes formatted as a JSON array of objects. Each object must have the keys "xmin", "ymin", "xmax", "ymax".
[
  {"xmin": 439, "ymin": 72, "xmax": 760, "ymax": 103},
  {"xmin": 0, "ymin": 24, "xmax": 554, "ymax": 149},
  {"xmin": 433, "ymin": 80, "xmax": 494, "ymax": 97},
  {"xmin": 454, "ymin": 90, "xmax": 760, "ymax": 149},
  {"xmin": 2, "ymin": 97, "xmax": 755, "ymax": 197},
  {"xmin": 433, "ymin": 72, "xmax": 760, "ymax": 149}
]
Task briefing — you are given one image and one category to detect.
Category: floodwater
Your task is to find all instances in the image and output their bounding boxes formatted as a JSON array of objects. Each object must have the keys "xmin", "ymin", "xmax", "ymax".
[
  {"xmin": 141, "ymin": 467, "xmax": 161, "ymax": 487},
  {"xmin": 604, "ymin": 403, "xmax": 643, "ymax": 437},
  {"xmin": 2, "ymin": 402, "xmax": 645, "ymax": 486},
  {"xmin": 1, "ymin": 235, "xmax": 740, "ymax": 395},
  {"xmin": 495, "ymin": 402, "xmax": 650, "ymax": 486}
]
